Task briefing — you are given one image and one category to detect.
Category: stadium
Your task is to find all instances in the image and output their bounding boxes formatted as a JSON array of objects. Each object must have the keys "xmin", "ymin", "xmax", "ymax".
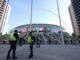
[
  {"xmin": 10, "ymin": 24, "xmax": 65, "ymax": 44},
  {"xmin": 10, "ymin": 24, "xmax": 65, "ymax": 33}
]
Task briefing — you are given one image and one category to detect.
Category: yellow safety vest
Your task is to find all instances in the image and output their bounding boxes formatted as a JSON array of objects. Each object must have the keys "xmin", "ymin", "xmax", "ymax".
[
  {"xmin": 10, "ymin": 33, "xmax": 16, "ymax": 41},
  {"xmin": 27, "ymin": 36, "xmax": 33, "ymax": 44}
]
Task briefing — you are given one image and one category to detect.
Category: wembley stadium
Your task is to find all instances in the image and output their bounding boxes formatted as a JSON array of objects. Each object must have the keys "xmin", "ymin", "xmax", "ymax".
[
  {"xmin": 10, "ymin": 24, "xmax": 65, "ymax": 33},
  {"xmin": 9, "ymin": 24, "xmax": 65, "ymax": 44}
]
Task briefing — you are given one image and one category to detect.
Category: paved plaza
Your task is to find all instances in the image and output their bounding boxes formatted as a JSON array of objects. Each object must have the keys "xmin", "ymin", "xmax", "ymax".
[{"xmin": 0, "ymin": 44, "xmax": 80, "ymax": 60}]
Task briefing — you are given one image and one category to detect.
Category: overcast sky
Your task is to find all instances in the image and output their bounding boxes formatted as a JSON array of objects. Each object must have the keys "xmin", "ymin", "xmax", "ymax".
[{"xmin": 7, "ymin": 0, "xmax": 73, "ymax": 34}]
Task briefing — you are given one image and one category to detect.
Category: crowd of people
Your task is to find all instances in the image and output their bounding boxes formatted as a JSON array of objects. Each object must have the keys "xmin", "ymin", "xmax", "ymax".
[
  {"xmin": 6, "ymin": 30, "xmax": 80, "ymax": 59},
  {"xmin": 6, "ymin": 30, "xmax": 41, "ymax": 59}
]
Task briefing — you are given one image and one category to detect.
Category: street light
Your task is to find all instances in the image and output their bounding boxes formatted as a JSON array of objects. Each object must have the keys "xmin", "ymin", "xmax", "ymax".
[
  {"xmin": 56, "ymin": 0, "xmax": 64, "ymax": 44},
  {"xmin": 30, "ymin": 0, "xmax": 33, "ymax": 31}
]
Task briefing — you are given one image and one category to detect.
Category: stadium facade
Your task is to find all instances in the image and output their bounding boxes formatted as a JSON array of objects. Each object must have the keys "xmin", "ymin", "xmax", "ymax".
[
  {"xmin": 9, "ymin": 24, "xmax": 66, "ymax": 44},
  {"xmin": 9, "ymin": 24, "xmax": 71, "ymax": 44},
  {"xmin": 10, "ymin": 24, "xmax": 65, "ymax": 33}
]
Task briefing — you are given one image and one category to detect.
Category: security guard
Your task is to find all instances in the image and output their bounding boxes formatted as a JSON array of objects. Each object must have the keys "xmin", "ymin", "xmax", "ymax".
[
  {"xmin": 27, "ymin": 31, "xmax": 34, "ymax": 58},
  {"xmin": 7, "ymin": 30, "xmax": 19, "ymax": 59}
]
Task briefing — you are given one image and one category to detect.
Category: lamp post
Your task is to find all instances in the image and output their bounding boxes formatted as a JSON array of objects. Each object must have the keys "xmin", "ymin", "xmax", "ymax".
[
  {"xmin": 56, "ymin": 0, "xmax": 64, "ymax": 44},
  {"xmin": 30, "ymin": 0, "xmax": 33, "ymax": 31}
]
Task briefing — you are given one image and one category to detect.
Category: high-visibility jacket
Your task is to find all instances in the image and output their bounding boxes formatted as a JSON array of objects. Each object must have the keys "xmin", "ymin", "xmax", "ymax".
[
  {"xmin": 9, "ymin": 33, "xmax": 16, "ymax": 41},
  {"xmin": 27, "ymin": 36, "xmax": 33, "ymax": 44}
]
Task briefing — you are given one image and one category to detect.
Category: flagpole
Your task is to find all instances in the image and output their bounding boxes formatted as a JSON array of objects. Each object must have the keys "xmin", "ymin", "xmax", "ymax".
[
  {"xmin": 56, "ymin": 0, "xmax": 64, "ymax": 44},
  {"xmin": 30, "ymin": 0, "xmax": 33, "ymax": 31}
]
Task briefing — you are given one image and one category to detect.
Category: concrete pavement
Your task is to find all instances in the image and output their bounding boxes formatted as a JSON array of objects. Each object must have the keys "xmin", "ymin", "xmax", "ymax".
[{"xmin": 0, "ymin": 44, "xmax": 80, "ymax": 60}]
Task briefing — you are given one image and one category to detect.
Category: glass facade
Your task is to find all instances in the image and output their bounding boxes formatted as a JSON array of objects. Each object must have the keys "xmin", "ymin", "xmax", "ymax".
[
  {"xmin": 0, "ymin": 0, "xmax": 6, "ymax": 33},
  {"xmin": 71, "ymin": 0, "xmax": 80, "ymax": 32},
  {"xmin": 11, "ymin": 24, "xmax": 65, "ymax": 33}
]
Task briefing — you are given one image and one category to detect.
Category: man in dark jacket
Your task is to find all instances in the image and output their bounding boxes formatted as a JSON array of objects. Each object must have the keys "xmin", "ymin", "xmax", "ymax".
[
  {"xmin": 36, "ymin": 35, "xmax": 41, "ymax": 48},
  {"xmin": 27, "ymin": 31, "xmax": 34, "ymax": 58},
  {"xmin": 7, "ymin": 30, "xmax": 19, "ymax": 59}
]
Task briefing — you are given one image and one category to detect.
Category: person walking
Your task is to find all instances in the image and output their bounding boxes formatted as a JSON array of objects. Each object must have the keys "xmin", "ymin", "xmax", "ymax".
[
  {"xmin": 27, "ymin": 31, "xmax": 34, "ymax": 58},
  {"xmin": 7, "ymin": 30, "xmax": 19, "ymax": 59},
  {"xmin": 36, "ymin": 35, "xmax": 41, "ymax": 48}
]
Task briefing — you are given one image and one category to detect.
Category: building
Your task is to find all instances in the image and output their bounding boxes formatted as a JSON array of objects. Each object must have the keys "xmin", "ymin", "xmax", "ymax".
[
  {"xmin": 69, "ymin": 4, "xmax": 79, "ymax": 36},
  {"xmin": 0, "ymin": 0, "xmax": 11, "ymax": 35},
  {"xmin": 10, "ymin": 24, "xmax": 65, "ymax": 33},
  {"xmin": 69, "ymin": 0, "xmax": 80, "ymax": 36},
  {"xmin": 9, "ymin": 24, "xmax": 66, "ymax": 44}
]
